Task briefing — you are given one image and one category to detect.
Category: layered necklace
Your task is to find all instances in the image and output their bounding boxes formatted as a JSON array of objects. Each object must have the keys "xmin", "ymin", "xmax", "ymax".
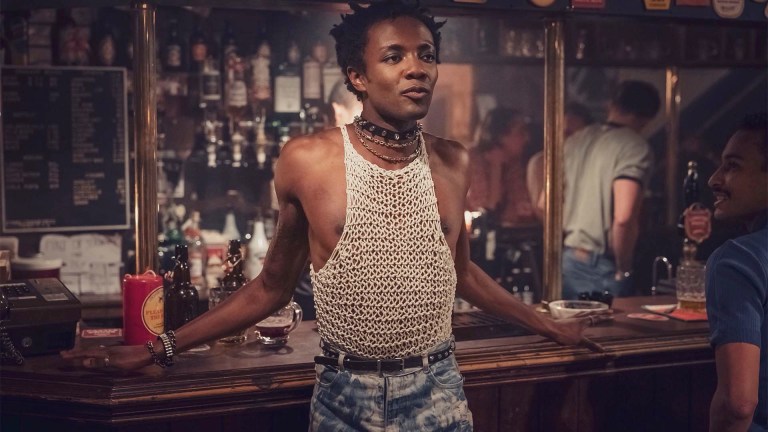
[{"xmin": 353, "ymin": 116, "xmax": 423, "ymax": 164}]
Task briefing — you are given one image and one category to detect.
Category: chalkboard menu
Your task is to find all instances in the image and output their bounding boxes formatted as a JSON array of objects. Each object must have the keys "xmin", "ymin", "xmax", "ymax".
[{"xmin": 1, "ymin": 66, "xmax": 130, "ymax": 233}]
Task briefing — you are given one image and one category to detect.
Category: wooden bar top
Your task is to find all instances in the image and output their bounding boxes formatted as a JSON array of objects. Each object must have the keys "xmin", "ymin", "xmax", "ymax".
[{"xmin": 0, "ymin": 296, "xmax": 713, "ymax": 426}]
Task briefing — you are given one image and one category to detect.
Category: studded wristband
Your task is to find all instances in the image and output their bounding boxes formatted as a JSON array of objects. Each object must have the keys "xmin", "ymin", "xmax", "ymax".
[
  {"xmin": 158, "ymin": 330, "xmax": 177, "ymax": 362},
  {"xmin": 145, "ymin": 340, "xmax": 174, "ymax": 368}
]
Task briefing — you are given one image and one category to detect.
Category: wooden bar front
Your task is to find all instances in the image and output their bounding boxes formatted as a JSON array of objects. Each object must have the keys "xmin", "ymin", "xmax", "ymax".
[{"xmin": 0, "ymin": 296, "xmax": 715, "ymax": 432}]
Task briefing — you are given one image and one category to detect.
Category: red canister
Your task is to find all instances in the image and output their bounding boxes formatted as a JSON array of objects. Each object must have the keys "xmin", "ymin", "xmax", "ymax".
[{"xmin": 122, "ymin": 270, "xmax": 164, "ymax": 345}]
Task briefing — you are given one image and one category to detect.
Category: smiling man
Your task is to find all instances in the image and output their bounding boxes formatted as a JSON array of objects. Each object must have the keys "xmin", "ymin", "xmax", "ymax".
[
  {"xmin": 706, "ymin": 113, "xmax": 768, "ymax": 432},
  {"xmin": 63, "ymin": 2, "xmax": 610, "ymax": 430}
]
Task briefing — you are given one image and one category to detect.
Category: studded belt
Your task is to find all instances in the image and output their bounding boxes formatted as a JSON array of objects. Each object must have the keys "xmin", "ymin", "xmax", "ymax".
[{"xmin": 314, "ymin": 340, "xmax": 456, "ymax": 373}]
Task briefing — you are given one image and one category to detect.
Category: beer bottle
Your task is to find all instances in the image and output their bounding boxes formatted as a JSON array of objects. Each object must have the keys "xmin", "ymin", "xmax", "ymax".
[
  {"xmin": 222, "ymin": 239, "xmax": 247, "ymax": 292},
  {"xmin": 677, "ymin": 160, "xmax": 699, "ymax": 237},
  {"xmin": 164, "ymin": 244, "xmax": 200, "ymax": 332}
]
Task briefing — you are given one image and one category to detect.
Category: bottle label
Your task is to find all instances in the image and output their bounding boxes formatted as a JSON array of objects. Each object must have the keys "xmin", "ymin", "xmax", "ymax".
[
  {"xmin": 227, "ymin": 80, "xmax": 248, "ymax": 107},
  {"xmin": 274, "ymin": 75, "xmax": 301, "ymax": 113},
  {"xmin": 167, "ymin": 45, "xmax": 182, "ymax": 68},
  {"xmin": 191, "ymin": 43, "xmax": 207, "ymax": 62},
  {"xmin": 142, "ymin": 286, "xmax": 165, "ymax": 336},
  {"xmin": 684, "ymin": 204, "xmax": 712, "ymax": 244},
  {"xmin": 189, "ymin": 256, "xmax": 204, "ymax": 279},
  {"xmin": 251, "ymin": 57, "xmax": 272, "ymax": 101},
  {"xmin": 302, "ymin": 61, "xmax": 322, "ymax": 100},
  {"xmin": 202, "ymin": 72, "xmax": 221, "ymax": 101}
]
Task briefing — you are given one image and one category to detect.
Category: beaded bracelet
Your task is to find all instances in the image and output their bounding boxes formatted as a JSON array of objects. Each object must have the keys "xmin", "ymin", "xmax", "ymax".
[
  {"xmin": 145, "ymin": 340, "xmax": 174, "ymax": 368},
  {"xmin": 158, "ymin": 330, "xmax": 177, "ymax": 362}
]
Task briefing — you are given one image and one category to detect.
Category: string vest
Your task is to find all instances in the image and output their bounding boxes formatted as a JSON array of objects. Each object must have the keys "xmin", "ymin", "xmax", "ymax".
[{"xmin": 310, "ymin": 125, "xmax": 457, "ymax": 358}]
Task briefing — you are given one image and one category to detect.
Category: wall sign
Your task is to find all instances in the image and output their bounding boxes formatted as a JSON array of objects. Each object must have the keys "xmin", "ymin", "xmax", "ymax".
[
  {"xmin": 713, "ymin": 0, "xmax": 745, "ymax": 17},
  {"xmin": 571, "ymin": 0, "xmax": 606, "ymax": 9},
  {"xmin": 1, "ymin": 66, "xmax": 130, "ymax": 233}
]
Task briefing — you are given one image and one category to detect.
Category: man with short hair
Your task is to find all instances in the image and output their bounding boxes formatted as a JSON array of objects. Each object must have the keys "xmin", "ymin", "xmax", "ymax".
[
  {"xmin": 706, "ymin": 113, "xmax": 768, "ymax": 432},
  {"xmin": 63, "ymin": 2, "xmax": 610, "ymax": 430},
  {"xmin": 561, "ymin": 80, "xmax": 661, "ymax": 299}
]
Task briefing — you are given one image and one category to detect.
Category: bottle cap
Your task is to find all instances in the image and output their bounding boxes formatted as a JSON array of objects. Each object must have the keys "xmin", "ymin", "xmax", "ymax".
[{"xmin": 175, "ymin": 244, "xmax": 189, "ymax": 261}]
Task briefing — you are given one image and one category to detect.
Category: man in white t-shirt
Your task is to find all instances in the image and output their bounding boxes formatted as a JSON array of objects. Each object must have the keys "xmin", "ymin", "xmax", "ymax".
[{"xmin": 562, "ymin": 80, "xmax": 660, "ymax": 299}]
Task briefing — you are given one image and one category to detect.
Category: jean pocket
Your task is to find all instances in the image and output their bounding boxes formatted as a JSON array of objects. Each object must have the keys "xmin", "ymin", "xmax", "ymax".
[
  {"xmin": 427, "ymin": 357, "xmax": 464, "ymax": 389},
  {"xmin": 315, "ymin": 363, "xmax": 341, "ymax": 388}
]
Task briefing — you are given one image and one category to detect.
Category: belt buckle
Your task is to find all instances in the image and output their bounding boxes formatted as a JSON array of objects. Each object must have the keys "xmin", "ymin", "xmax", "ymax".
[{"xmin": 377, "ymin": 357, "xmax": 405, "ymax": 375}]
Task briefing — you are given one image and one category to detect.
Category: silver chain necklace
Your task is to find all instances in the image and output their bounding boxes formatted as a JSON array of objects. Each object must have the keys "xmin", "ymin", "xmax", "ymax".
[{"xmin": 354, "ymin": 125, "xmax": 421, "ymax": 164}]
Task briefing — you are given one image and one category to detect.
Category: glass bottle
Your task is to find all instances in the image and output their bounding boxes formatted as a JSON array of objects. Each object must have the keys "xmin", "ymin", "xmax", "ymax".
[
  {"xmin": 249, "ymin": 40, "xmax": 272, "ymax": 116},
  {"xmin": 222, "ymin": 210, "xmax": 242, "ymax": 242},
  {"xmin": 189, "ymin": 22, "xmax": 207, "ymax": 73},
  {"xmin": 677, "ymin": 160, "xmax": 699, "ymax": 237},
  {"xmin": 201, "ymin": 56, "xmax": 222, "ymax": 107},
  {"xmin": 246, "ymin": 215, "xmax": 269, "ymax": 280},
  {"xmin": 221, "ymin": 21, "xmax": 238, "ymax": 76},
  {"xmin": 183, "ymin": 211, "xmax": 207, "ymax": 292},
  {"xmin": 164, "ymin": 244, "xmax": 200, "ymax": 332},
  {"xmin": 164, "ymin": 18, "xmax": 183, "ymax": 73},
  {"xmin": 274, "ymin": 41, "xmax": 302, "ymax": 118},
  {"xmin": 222, "ymin": 239, "xmax": 247, "ymax": 291},
  {"xmin": 53, "ymin": 9, "xmax": 77, "ymax": 65}
]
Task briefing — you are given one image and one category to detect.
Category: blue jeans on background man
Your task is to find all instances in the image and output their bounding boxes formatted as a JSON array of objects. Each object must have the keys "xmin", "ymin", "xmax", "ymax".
[{"xmin": 562, "ymin": 247, "xmax": 633, "ymax": 300}]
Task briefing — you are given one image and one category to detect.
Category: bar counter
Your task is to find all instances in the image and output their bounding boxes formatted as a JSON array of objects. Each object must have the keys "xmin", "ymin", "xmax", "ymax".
[{"xmin": 1, "ymin": 296, "xmax": 715, "ymax": 432}]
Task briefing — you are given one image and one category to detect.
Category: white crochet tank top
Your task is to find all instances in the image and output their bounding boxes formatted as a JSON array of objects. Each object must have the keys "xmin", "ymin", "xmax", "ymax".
[{"xmin": 310, "ymin": 125, "xmax": 457, "ymax": 358}]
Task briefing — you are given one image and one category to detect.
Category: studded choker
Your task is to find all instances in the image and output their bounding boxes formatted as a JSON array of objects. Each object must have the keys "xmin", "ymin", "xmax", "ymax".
[{"xmin": 354, "ymin": 116, "xmax": 422, "ymax": 141}]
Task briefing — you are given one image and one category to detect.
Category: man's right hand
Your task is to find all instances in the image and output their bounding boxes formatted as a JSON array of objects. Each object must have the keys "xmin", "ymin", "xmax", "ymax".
[
  {"xmin": 61, "ymin": 344, "xmax": 153, "ymax": 370},
  {"xmin": 549, "ymin": 310, "xmax": 614, "ymax": 353}
]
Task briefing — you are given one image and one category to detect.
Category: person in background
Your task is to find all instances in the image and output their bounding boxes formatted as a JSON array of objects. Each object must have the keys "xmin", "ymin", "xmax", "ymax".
[
  {"xmin": 564, "ymin": 101, "xmax": 594, "ymax": 139},
  {"xmin": 706, "ymin": 113, "xmax": 767, "ymax": 432},
  {"xmin": 328, "ymin": 77, "xmax": 363, "ymax": 128},
  {"xmin": 561, "ymin": 81, "xmax": 660, "ymax": 299},
  {"xmin": 526, "ymin": 102, "xmax": 594, "ymax": 221},
  {"xmin": 466, "ymin": 107, "xmax": 537, "ymax": 227},
  {"xmin": 63, "ymin": 2, "xmax": 611, "ymax": 430}
]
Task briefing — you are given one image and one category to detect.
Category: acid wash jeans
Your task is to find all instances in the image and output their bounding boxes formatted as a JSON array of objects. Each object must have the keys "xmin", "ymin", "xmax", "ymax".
[{"xmin": 309, "ymin": 339, "xmax": 473, "ymax": 431}]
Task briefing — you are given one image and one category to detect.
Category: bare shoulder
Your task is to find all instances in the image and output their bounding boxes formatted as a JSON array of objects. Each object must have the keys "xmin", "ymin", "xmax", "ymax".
[
  {"xmin": 423, "ymin": 133, "xmax": 470, "ymax": 172},
  {"xmin": 279, "ymin": 128, "xmax": 341, "ymax": 164},
  {"xmin": 274, "ymin": 128, "xmax": 343, "ymax": 196}
]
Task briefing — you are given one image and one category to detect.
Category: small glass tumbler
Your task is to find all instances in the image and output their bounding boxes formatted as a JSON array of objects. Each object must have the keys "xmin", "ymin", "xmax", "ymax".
[{"xmin": 208, "ymin": 287, "xmax": 248, "ymax": 344}]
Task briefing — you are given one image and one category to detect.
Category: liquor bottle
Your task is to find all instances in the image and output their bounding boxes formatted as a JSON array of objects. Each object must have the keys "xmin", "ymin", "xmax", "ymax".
[
  {"xmin": 52, "ymin": 9, "xmax": 77, "ymax": 65},
  {"xmin": 164, "ymin": 18, "xmax": 183, "ymax": 73},
  {"xmin": 522, "ymin": 285, "xmax": 534, "ymax": 306},
  {"xmin": 183, "ymin": 211, "xmax": 207, "ymax": 291},
  {"xmin": 249, "ymin": 39, "xmax": 272, "ymax": 115},
  {"xmin": 302, "ymin": 41, "xmax": 325, "ymax": 110},
  {"xmin": 201, "ymin": 56, "xmax": 222, "ymax": 105},
  {"xmin": 222, "ymin": 239, "xmax": 247, "ymax": 291},
  {"xmin": 92, "ymin": 16, "xmax": 118, "ymax": 67},
  {"xmin": 189, "ymin": 22, "xmax": 208, "ymax": 73},
  {"xmin": 164, "ymin": 244, "xmax": 200, "ymax": 332},
  {"xmin": 225, "ymin": 57, "xmax": 248, "ymax": 127},
  {"xmin": 6, "ymin": 12, "xmax": 29, "ymax": 66},
  {"xmin": 245, "ymin": 215, "xmax": 269, "ymax": 280},
  {"xmin": 274, "ymin": 41, "xmax": 302, "ymax": 117},
  {"xmin": 677, "ymin": 161, "xmax": 699, "ymax": 237},
  {"xmin": 221, "ymin": 21, "xmax": 238, "ymax": 76},
  {"xmin": 222, "ymin": 210, "xmax": 242, "ymax": 242},
  {"xmin": 322, "ymin": 57, "xmax": 344, "ymax": 103}
]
